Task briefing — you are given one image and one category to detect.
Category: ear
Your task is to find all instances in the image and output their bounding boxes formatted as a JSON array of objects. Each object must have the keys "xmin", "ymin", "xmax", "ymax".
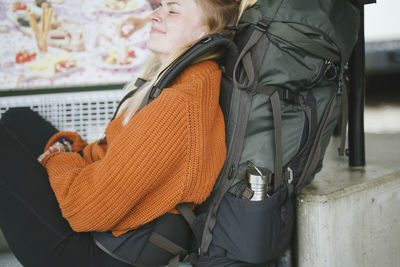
[
  {"xmin": 192, "ymin": 25, "xmax": 208, "ymax": 41},
  {"xmin": 197, "ymin": 31, "xmax": 206, "ymax": 39}
]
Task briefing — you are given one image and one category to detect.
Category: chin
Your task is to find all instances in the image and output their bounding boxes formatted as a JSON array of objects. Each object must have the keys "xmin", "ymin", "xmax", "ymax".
[
  {"xmin": 148, "ymin": 44, "xmax": 169, "ymax": 58},
  {"xmin": 147, "ymin": 44, "xmax": 162, "ymax": 56},
  {"xmin": 147, "ymin": 37, "xmax": 161, "ymax": 51}
]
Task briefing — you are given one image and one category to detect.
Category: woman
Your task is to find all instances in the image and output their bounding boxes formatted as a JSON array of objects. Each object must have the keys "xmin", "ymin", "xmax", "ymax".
[{"xmin": 0, "ymin": 0, "xmax": 256, "ymax": 266}]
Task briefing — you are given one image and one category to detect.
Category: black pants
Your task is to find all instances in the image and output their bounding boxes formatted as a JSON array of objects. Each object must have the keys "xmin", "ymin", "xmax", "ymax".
[{"xmin": 0, "ymin": 108, "xmax": 131, "ymax": 267}]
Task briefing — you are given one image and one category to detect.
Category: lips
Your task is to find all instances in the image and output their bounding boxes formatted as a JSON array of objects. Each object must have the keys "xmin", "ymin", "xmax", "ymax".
[{"xmin": 150, "ymin": 27, "xmax": 165, "ymax": 34}]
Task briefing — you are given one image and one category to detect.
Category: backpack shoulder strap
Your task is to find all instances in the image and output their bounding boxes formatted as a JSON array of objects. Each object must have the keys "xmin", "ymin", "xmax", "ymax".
[
  {"xmin": 148, "ymin": 34, "xmax": 238, "ymax": 102},
  {"xmin": 200, "ymin": 89, "xmax": 253, "ymax": 255}
]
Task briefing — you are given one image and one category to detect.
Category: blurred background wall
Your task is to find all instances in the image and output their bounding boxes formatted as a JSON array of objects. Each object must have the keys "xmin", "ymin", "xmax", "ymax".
[{"xmin": 364, "ymin": 0, "xmax": 400, "ymax": 134}]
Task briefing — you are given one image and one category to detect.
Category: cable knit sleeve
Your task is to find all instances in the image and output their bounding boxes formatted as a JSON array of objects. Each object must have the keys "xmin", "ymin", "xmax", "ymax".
[{"xmin": 41, "ymin": 91, "xmax": 190, "ymax": 234}]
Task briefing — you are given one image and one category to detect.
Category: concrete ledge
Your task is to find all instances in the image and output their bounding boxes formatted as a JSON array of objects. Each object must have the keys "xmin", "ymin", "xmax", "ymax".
[
  {"xmin": 0, "ymin": 230, "xmax": 10, "ymax": 252},
  {"xmin": 0, "ymin": 252, "xmax": 22, "ymax": 267},
  {"xmin": 0, "ymin": 231, "xmax": 21, "ymax": 267},
  {"xmin": 297, "ymin": 133, "xmax": 400, "ymax": 267}
]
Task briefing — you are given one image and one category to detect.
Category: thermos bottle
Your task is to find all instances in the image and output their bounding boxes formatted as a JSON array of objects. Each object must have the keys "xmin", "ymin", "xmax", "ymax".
[{"xmin": 246, "ymin": 161, "xmax": 273, "ymax": 201}]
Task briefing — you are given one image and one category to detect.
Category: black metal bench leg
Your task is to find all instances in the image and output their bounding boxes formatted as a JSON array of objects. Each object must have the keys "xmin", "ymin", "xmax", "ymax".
[{"xmin": 348, "ymin": 0, "xmax": 373, "ymax": 167}]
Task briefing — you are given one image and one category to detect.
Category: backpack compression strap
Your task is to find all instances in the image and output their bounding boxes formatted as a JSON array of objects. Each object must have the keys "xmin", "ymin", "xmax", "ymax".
[
  {"xmin": 233, "ymin": 19, "xmax": 285, "ymax": 190},
  {"xmin": 294, "ymin": 73, "xmax": 348, "ymax": 193},
  {"xmin": 295, "ymin": 92, "xmax": 338, "ymax": 192},
  {"xmin": 232, "ymin": 19, "xmax": 271, "ymax": 91}
]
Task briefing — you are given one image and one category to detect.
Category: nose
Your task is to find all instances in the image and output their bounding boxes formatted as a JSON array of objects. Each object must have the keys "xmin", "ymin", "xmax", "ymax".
[{"xmin": 150, "ymin": 8, "xmax": 162, "ymax": 23}]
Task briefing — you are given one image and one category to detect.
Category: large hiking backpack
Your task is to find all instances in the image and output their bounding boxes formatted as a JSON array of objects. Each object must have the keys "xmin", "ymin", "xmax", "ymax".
[{"xmin": 92, "ymin": 0, "xmax": 360, "ymax": 266}]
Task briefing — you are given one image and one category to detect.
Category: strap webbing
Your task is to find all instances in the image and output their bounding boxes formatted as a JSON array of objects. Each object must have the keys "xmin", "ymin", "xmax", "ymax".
[
  {"xmin": 148, "ymin": 232, "xmax": 186, "ymax": 255},
  {"xmin": 148, "ymin": 231, "xmax": 199, "ymax": 266},
  {"xmin": 299, "ymin": 101, "xmax": 313, "ymax": 152},
  {"xmin": 253, "ymin": 84, "xmax": 289, "ymax": 190},
  {"xmin": 168, "ymin": 254, "xmax": 180, "ymax": 267},
  {"xmin": 250, "ymin": 32, "xmax": 270, "ymax": 92},
  {"xmin": 137, "ymin": 86, "xmax": 155, "ymax": 113},
  {"xmin": 134, "ymin": 77, "xmax": 147, "ymax": 88},
  {"xmin": 233, "ymin": 28, "xmax": 264, "ymax": 90},
  {"xmin": 270, "ymin": 91, "xmax": 283, "ymax": 191},
  {"xmin": 110, "ymin": 78, "xmax": 149, "ymax": 121},
  {"xmin": 168, "ymin": 251, "xmax": 198, "ymax": 267},
  {"xmin": 176, "ymin": 203, "xmax": 196, "ymax": 227},
  {"xmin": 256, "ymin": 84, "xmax": 277, "ymax": 95},
  {"xmin": 256, "ymin": 85, "xmax": 305, "ymax": 104},
  {"xmin": 111, "ymin": 89, "xmax": 136, "ymax": 121},
  {"xmin": 267, "ymin": 21, "xmax": 340, "ymax": 63}
]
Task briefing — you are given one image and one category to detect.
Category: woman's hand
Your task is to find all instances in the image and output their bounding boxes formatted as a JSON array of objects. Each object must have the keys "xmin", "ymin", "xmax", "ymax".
[{"xmin": 37, "ymin": 141, "xmax": 70, "ymax": 163}]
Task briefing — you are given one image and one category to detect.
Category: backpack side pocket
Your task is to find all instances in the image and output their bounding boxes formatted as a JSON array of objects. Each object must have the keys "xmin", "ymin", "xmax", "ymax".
[{"xmin": 209, "ymin": 184, "xmax": 293, "ymax": 264}]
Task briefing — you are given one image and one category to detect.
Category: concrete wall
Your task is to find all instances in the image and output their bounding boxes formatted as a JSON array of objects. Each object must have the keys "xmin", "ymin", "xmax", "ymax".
[{"xmin": 297, "ymin": 134, "xmax": 400, "ymax": 267}]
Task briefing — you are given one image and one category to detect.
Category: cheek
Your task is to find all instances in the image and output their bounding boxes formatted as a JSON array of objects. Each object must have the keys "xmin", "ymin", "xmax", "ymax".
[
  {"xmin": 167, "ymin": 21, "xmax": 204, "ymax": 48},
  {"xmin": 170, "ymin": 32, "xmax": 194, "ymax": 48},
  {"xmin": 167, "ymin": 26, "xmax": 189, "ymax": 46}
]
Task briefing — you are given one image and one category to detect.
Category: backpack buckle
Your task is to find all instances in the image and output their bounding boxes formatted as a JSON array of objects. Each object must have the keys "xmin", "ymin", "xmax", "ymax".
[
  {"xmin": 282, "ymin": 167, "xmax": 294, "ymax": 185},
  {"xmin": 181, "ymin": 252, "xmax": 199, "ymax": 263},
  {"xmin": 337, "ymin": 78, "xmax": 343, "ymax": 95},
  {"xmin": 278, "ymin": 88, "xmax": 304, "ymax": 104},
  {"xmin": 255, "ymin": 19, "xmax": 272, "ymax": 32},
  {"xmin": 200, "ymin": 36, "xmax": 213, "ymax": 44},
  {"xmin": 225, "ymin": 25, "xmax": 239, "ymax": 32},
  {"xmin": 285, "ymin": 167, "xmax": 295, "ymax": 197},
  {"xmin": 286, "ymin": 167, "xmax": 294, "ymax": 184}
]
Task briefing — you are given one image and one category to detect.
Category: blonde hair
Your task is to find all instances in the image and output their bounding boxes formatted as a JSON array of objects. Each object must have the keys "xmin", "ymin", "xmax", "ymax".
[{"xmin": 119, "ymin": 0, "xmax": 257, "ymax": 125}]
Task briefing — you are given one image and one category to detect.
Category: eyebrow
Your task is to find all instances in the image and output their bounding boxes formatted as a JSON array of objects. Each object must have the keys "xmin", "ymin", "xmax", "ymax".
[{"xmin": 160, "ymin": 1, "xmax": 181, "ymax": 7}]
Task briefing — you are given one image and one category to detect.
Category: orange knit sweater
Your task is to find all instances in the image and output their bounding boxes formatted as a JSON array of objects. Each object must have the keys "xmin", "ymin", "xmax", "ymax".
[{"xmin": 41, "ymin": 60, "xmax": 226, "ymax": 236}]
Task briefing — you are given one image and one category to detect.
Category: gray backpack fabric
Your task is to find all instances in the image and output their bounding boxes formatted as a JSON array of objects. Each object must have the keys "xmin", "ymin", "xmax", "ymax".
[
  {"xmin": 193, "ymin": 0, "xmax": 360, "ymax": 265},
  {"xmin": 92, "ymin": 0, "xmax": 360, "ymax": 266}
]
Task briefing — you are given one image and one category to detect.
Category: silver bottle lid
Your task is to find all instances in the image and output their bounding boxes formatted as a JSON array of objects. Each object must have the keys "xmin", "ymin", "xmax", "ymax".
[{"xmin": 247, "ymin": 161, "xmax": 272, "ymax": 201}]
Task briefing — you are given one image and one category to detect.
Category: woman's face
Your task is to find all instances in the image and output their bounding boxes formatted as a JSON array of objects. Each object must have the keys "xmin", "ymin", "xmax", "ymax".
[{"xmin": 147, "ymin": 0, "xmax": 206, "ymax": 64}]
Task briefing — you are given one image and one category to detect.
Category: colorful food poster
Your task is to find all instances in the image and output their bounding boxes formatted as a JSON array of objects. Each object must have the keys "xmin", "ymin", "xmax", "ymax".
[{"xmin": 0, "ymin": 0, "xmax": 157, "ymax": 91}]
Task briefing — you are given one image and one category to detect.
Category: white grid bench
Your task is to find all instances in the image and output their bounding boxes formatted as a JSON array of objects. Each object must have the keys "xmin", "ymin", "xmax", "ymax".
[{"xmin": 0, "ymin": 90, "xmax": 124, "ymax": 143}]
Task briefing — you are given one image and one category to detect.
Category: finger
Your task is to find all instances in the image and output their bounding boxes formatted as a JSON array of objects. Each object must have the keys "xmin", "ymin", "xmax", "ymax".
[
  {"xmin": 37, "ymin": 151, "xmax": 50, "ymax": 162},
  {"xmin": 54, "ymin": 142, "xmax": 66, "ymax": 152},
  {"xmin": 48, "ymin": 146, "xmax": 58, "ymax": 153},
  {"xmin": 50, "ymin": 142, "xmax": 66, "ymax": 153}
]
